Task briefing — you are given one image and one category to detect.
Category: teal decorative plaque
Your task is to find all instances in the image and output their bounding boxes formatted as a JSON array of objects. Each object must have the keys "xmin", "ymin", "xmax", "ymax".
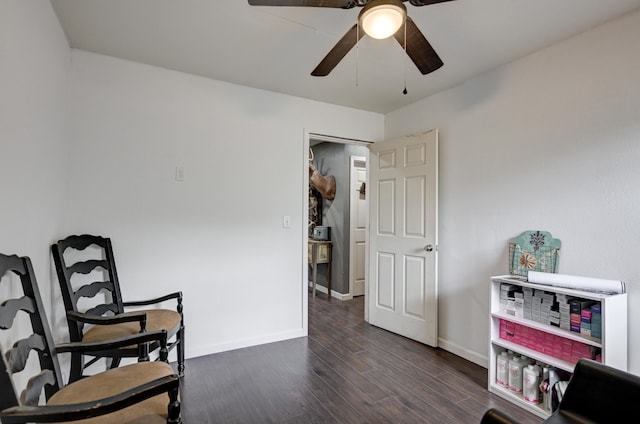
[{"xmin": 509, "ymin": 230, "xmax": 561, "ymax": 277}]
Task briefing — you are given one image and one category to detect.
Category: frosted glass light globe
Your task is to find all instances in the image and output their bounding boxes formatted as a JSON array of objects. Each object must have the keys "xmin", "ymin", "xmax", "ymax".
[{"xmin": 360, "ymin": 3, "xmax": 406, "ymax": 40}]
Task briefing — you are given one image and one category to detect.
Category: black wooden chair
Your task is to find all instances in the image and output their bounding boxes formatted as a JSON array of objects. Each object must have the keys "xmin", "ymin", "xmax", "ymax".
[
  {"xmin": 0, "ymin": 252, "xmax": 181, "ymax": 423},
  {"xmin": 51, "ymin": 234, "xmax": 185, "ymax": 382}
]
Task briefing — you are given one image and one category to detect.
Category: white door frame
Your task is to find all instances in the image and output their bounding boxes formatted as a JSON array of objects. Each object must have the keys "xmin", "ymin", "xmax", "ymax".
[{"xmin": 302, "ymin": 131, "xmax": 371, "ymax": 312}]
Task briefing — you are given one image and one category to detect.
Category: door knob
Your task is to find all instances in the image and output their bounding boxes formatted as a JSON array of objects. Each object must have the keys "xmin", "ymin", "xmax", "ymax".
[{"xmin": 424, "ymin": 244, "xmax": 434, "ymax": 252}]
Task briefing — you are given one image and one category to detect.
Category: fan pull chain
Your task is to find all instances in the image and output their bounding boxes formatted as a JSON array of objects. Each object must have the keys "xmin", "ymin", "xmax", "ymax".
[
  {"xmin": 403, "ymin": 21, "xmax": 408, "ymax": 95},
  {"xmin": 356, "ymin": 23, "xmax": 360, "ymax": 88}
]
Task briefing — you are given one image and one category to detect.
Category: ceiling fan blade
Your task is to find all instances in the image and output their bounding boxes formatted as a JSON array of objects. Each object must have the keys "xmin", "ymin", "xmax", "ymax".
[
  {"xmin": 393, "ymin": 17, "xmax": 443, "ymax": 75},
  {"xmin": 248, "ymin": 0, "xmax": 354, "ymax": 8},
  {"xmin": 408, "ymin": 0, "xmax": 456, "ymax": 6},
  {"xmin": 311, "ymin": 24, "xmax": 364, "ymax": 76}
]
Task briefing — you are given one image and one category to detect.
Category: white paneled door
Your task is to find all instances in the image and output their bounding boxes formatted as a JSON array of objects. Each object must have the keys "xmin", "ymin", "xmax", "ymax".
[
  {"xmin": 367, "ymin": 129, "xmax": 438, "ymax": 346},
  {"xmin": 349, "ymin": 156, "xmax": 367, "ymax": 297}
]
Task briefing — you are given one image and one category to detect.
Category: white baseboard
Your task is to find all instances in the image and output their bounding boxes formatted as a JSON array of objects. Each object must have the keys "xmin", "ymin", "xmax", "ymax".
[
  {"xmin": 187, "ymin": 328, "xmax": 306, "ymax": 359},
  {"xmin": 437, "ymin": 337, "xmax": 488, "ymax": 369},
  {"xmin": 307, "ymin": 281, "xmax": 351, "ymax": 301}
]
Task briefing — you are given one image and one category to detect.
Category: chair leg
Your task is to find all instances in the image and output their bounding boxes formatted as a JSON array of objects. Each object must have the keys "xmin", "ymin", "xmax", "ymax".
[
  {"xmin": 109, "ymin": 356, "xmax": 122, "ymax": 369},
  {"xmin": 176, "ymin": 295, "xmax": 185, "ymax": 378},
  {"xmin": 168, "ymin": 386, "xmax": 182, "ymax": 424},
  {"xmin": 69, "ymin": 352, "xmax": 84, "ymax": 383},
  {"xmin": 177, "ymin": 325, "xmax": 185, "ymax": 377}
]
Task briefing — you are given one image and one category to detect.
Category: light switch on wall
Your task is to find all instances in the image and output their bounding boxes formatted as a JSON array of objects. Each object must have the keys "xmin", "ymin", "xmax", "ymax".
[
  {"xmin": 283, "ymin": 215, "xmax": 291, "ymax": 228},
  {"xmin": 175, "ymin": 166, "xmax": 185, "ymax": 181}
]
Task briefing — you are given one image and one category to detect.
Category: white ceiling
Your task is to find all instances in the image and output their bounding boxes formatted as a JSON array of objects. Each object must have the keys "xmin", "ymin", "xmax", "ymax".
[{"xmin": 50, "ymin": 0, "xmax": 640, "ymax": 114}]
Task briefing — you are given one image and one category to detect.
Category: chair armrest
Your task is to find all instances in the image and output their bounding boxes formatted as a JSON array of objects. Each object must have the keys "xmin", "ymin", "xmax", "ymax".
[
  {"xmin": 480, "ymin": 408, "xmax": 522, "ymax": 424},
  {"xmin": 67, "ymin": 310, "xmax": 147, "ymax": 327},
  {"xmin": 55, "ymin": 329, "xmax": 168, "ymax": 355},
  {"xmin": 0, "ymin": 374, "xmax": 179, "ymax": 424},
  {"xmin": 123, "ymin": 291, "xmax": 183, "ymax": 307}
]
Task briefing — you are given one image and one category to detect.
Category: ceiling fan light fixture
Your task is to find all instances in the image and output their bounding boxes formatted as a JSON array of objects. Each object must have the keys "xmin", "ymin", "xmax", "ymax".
[{"xmin": 359, "ymin": 0, "xmax": 407, "ymax": 40}]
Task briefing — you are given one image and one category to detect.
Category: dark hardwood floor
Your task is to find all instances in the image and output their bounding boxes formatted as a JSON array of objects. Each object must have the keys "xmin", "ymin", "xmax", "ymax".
[{"xmin": 180, "ymin": 294, "xmax": 542, "ymax": 423}]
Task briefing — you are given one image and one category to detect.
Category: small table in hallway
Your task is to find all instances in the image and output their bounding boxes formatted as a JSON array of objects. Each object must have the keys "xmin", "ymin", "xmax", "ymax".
[{"xmin": 308, "ymin": 239, "xmax": 332, "ymax": 301}]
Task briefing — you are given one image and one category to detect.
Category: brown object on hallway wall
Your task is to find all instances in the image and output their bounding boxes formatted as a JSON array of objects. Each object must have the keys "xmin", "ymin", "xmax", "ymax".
[{"xmin": 309, "ymin": 163, "xmax": 336, "ymax": 200}]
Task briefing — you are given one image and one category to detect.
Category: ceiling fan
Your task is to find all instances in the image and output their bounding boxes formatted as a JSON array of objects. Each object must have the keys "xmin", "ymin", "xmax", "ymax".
[{"xmin": 247, "ymin": 0, "xmax": 455, "ymax": 76}]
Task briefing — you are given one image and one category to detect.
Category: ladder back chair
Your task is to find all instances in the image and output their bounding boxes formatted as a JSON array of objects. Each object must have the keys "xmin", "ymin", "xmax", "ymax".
[
  {"xmin": 0, "ymin": 252, "xmax": 181, "ymax": 423},
  {"xmin": 51, "ymin": 234, "xmax": 185, "ymax": 382}
]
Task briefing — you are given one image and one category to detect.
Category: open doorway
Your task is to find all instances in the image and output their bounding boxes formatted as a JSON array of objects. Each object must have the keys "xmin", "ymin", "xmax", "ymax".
[{"xmin": 306, "ymin": 133, "xmax": 371, "ymax": 304}]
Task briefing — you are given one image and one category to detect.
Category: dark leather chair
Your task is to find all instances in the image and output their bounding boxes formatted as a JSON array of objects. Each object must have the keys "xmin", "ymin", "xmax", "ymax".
[
  {"xmin": 0, "ymin": 252, "xmax": 181, "ymax": 423},
  {"xmin": 481, "ymin": 358, "xmax": 640, "ymax": 424},
  {"xmin": 51, "ymin": 234, "xmax": 185, "ymax": 382}
]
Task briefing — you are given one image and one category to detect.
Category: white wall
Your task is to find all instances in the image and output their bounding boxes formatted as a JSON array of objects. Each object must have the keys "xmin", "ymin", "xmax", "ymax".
[
  {"xmin": 386, "ymin": 9, "xmax": 640, "ymax": 373},
  {"xmin": 60, "ymin": 50, "xmax": 384, "ymax": 358},
  {"xmin": 0, "ymin": 1, "xmax": 69, "ymax": 329}
]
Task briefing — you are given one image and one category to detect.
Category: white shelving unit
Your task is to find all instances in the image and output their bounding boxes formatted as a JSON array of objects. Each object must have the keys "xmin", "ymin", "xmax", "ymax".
[{"xmin": 488, "ymin": 275, "xmax": 627, "ymax": 418}]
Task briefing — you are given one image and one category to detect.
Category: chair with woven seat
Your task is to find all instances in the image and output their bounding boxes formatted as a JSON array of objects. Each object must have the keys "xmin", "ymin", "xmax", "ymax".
[
  {"xmin": 51, "ymin": 234, "xmax": 185, "ymax": 382},
  {"xmin": 0, "ymin": 252, "xmax": 181, "ymax": 423}
]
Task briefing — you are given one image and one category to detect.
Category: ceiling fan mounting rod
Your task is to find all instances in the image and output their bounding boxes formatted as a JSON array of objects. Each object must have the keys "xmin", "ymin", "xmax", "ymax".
[
  {"xmin": 347, "ymin": 0, "xmax": 440, "ymax": 8},
  {"xmin": 348, "ymin": 0, "xmax": 406, "ymax": 8},
  {"xmin": 359, "ymin": 0, "xmax": 405, "ymax": 12},
  {"xmin": 346, "ymin": 1, "xmax": 372, "ymax": 8}
]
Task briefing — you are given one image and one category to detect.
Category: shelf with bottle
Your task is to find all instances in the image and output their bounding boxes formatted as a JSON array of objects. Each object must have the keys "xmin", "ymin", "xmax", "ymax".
[
  {"xmin": 490, "ymin": 347, "xmax": 570, "ymax": 418},
  {"xmin": 488, "ymin": 274, "xmax": 627, "ymax": 418}
]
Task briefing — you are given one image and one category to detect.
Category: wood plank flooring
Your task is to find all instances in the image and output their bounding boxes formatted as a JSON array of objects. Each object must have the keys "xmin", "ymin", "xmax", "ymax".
[{"xmin": 180, "ymin": 294, "xmax": 542, "ymax": 423}]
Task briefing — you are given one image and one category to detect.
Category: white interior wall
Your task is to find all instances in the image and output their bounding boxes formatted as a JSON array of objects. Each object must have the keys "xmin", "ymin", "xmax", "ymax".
[
  {"xmin": 0, "ymin": 1, "xmax": 69, "ymax": 332},
  {"xmin": 385, "ymin": 9, "xmax": 640, "ymax": 373},
  {"xmin": 60, "ymin": 50, "xmax": 384, "ymax": 358}
]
